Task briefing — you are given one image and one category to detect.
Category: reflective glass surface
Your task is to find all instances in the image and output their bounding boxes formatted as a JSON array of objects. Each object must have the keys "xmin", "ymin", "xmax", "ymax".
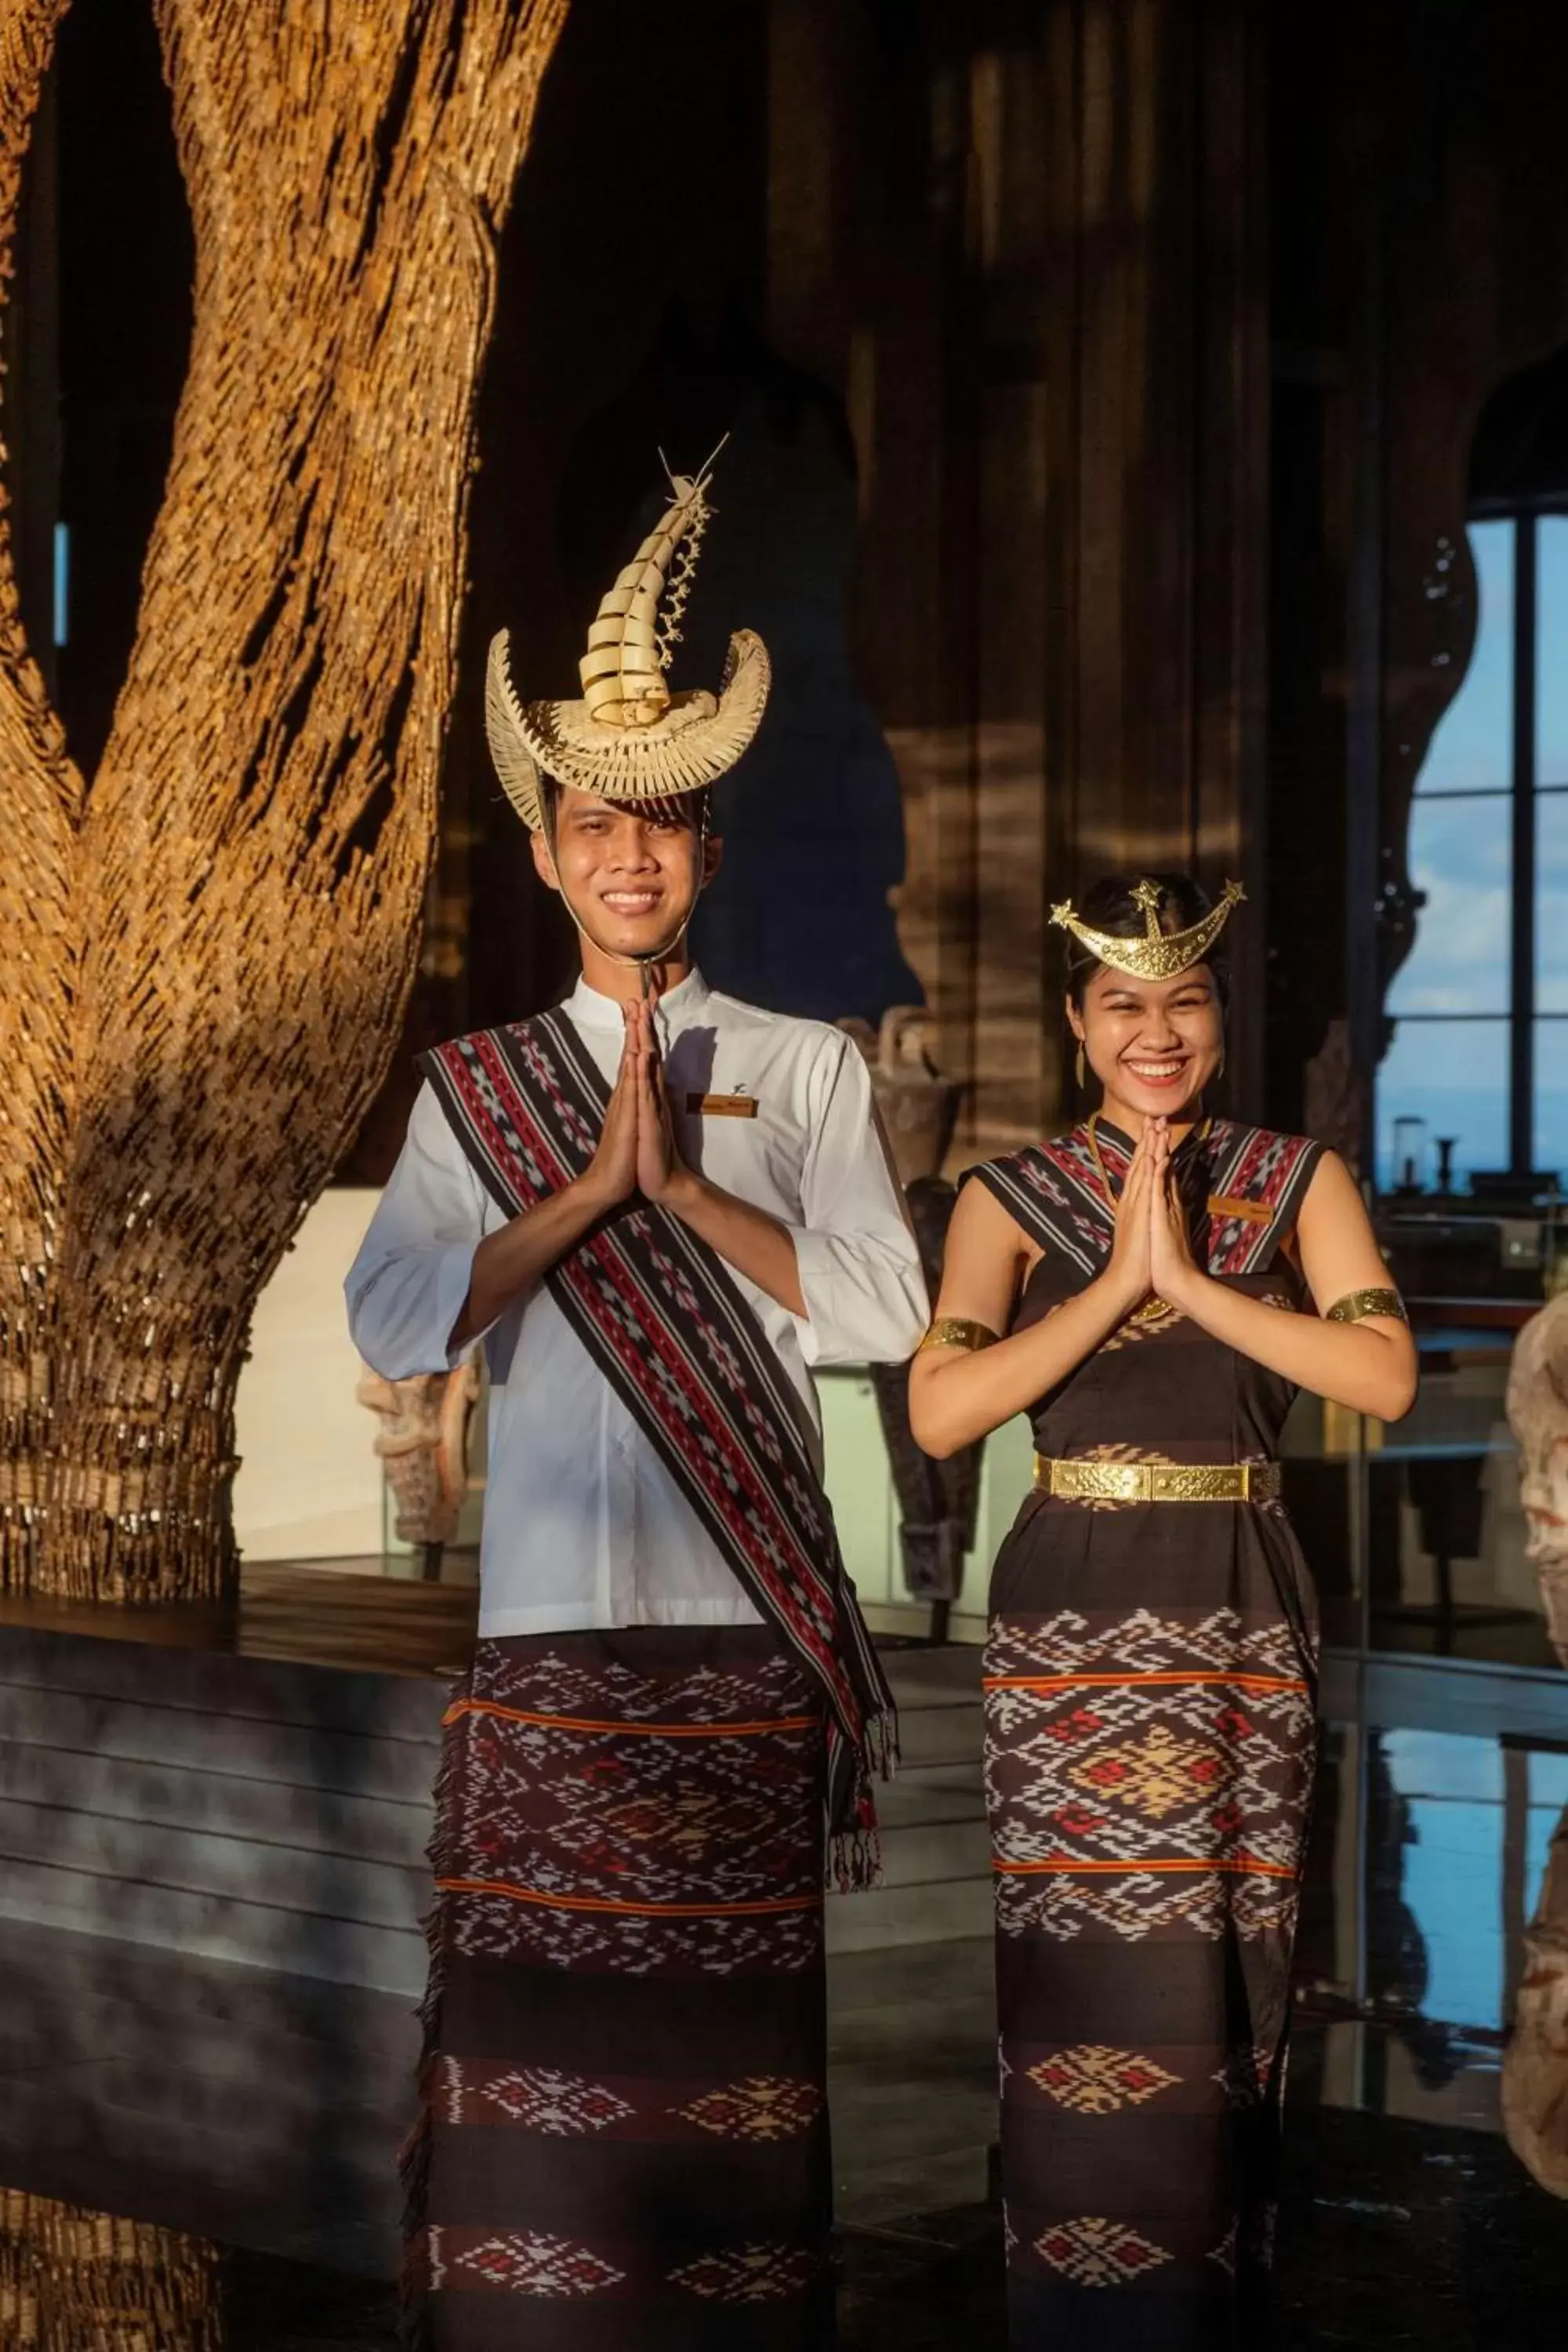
[{"xmin": 1377, "ymin": 1014, "xmax": 1509, "ymax": 1191}]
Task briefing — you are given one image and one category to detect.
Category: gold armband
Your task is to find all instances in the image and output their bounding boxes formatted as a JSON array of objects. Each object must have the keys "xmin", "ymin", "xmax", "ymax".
[
  {"xmin": 919, "ymin": 1316, "xmax": 1000, "ymax": 1354},
  {"xmin": 1324, "ymin": 1287, "xmax": 1406, "ymax": 1326}
]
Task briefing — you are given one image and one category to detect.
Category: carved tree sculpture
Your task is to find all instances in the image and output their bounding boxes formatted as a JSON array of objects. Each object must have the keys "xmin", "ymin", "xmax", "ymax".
[
  {"xmin": 837, "ymin": 1007, "xmax": 961, "ymax": 1189},
  {"xmin": 0, "ymin": 0, "xmax": 570, "ymax": 1599},
  {"xmin": 0, "ymin": 2188, "xmax": 221, "ymax": 2351}
]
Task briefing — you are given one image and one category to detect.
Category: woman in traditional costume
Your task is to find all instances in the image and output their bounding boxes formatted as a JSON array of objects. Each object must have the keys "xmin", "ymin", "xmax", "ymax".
[{"xmin": 909, "ymin": 874, "xmax": 1417, "ymax": 2350}]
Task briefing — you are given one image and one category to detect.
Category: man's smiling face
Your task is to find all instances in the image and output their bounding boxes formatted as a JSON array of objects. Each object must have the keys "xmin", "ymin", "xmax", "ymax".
[{"xmin": 532, "ymin": 786, "xmax": 721, "ymax": 958}]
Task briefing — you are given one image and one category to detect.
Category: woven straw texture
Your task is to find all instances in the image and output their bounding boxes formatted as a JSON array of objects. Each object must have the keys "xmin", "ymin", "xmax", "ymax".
[
  {"xmin": 0, "ymin": 2187, "xmax": 221, "ymax": 2352},
  {"xmin": 0, "ymin": 0, "xmax": 571, "ymax": 1599}
]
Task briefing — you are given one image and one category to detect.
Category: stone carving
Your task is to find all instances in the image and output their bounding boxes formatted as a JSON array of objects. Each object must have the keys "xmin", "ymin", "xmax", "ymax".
[
  {"xmin": 1505, "ymin": 1291, "xmax": 1568, "ymax": 1668},
  {"xmin": 1503, "ymin": 1805, "xmax": 1568, "ymax": 2202},
  {"xmin": 837, "ymin": 1007, "xmax": 961, "ymax": 1186},
  {"xmin": 1502, "ymin": 1291, "xmax": 1568, "ymax": 2200},
  {"xmin": 356, "ymin": 1356, "xmax": 482, "ymax": 1565}
]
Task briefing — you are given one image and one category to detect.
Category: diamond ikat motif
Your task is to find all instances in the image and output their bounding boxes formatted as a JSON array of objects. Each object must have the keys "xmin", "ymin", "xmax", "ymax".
[
  {"xmin": 1028, "ymin": 2045, "xmax": 1179, "ymax": 2114},
  {"xmin": 985, "ymin": 1604, "xmax": 1316, "ymax": 1942},
  {"xmin": 557, "ymin": 1784, "xmax": 780, "ymax": 1867},
  {"xmin": 1034, "ymin": 2216, "xmax": 1172, "ymax": 2287},
  {"xmin": 677, "ymin": 2077, "xmax": 823, "ymax": 2141},
  {"xmin": 476, "ymin": 2067, "xmax": 633, "ymax": 2133},
  {"xmin": 437, "ymin": 1633, "xmax": 824, "ymax": 1976},
  {"xmin": 453, "ymin": 2232, "xmax": 624, "ymax": 2297},
  {"xmin": 1069, "ymin": 1724, "xmax": 1229, "ymax": 1821},
  {"xmin": 669, "ymin": 2243, "xmax": 820, "ymax": 2302}
]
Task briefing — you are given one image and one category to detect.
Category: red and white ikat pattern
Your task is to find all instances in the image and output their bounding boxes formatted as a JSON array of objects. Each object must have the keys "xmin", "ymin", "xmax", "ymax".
[
  {"xmin": 423, "ymin": 2227, "xmax": 821, "ymax": 2304},
  {"xmin": 985, "ymin": 1607, "xmax": 1316, "ymax": 1943},
  {"xmin": 435, "ymin": 2056, "xmax": 823, "ymax": 2144},
  {"xmin": 439, "ymin": 1640, "xmax": 823, "ymax": 1978},
  {"xmin": 668, "ymin": 2244, "xmax": 822, "ymax": 2302},
  {"xmin": 429, "ymin": 2227, "xmax": 626, "ymax": 2298},
  {"xmin": 1033, "ymin": 2216, "xmax": 1172, "ymax": 2288}
]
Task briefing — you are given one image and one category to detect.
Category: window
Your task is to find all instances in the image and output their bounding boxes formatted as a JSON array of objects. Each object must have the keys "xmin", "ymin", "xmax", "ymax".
[{"xmin": 1378, "ymin": 513, "xmax": 1568, "ymax": 1191}]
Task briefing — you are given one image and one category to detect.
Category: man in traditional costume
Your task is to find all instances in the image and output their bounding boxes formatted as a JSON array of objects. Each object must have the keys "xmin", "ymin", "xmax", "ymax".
[{"xmin": 347, "ymin": 456, "xmax": 928, "ymax": 2347}]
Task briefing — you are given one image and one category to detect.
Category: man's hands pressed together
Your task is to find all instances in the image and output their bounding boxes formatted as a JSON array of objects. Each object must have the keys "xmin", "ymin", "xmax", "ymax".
[
  {"xmin": 452, "ymin": 984, "xmax": 809, "ymax": 1354},
  {"xmin": 577, "ymin": 1002, "xmax": 642, "ymax": 1213}
]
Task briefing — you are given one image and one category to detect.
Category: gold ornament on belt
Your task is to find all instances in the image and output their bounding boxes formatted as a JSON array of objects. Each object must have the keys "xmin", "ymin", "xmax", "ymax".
[
  {"xmin": 484, "ymin": 441, "xmax": 771, "ymax": 831},
  {"xmin": 1035, "ymin": 1455, "xmax": 1281, "ymax": 1504},
  {"xmin": 1051, "ymin": 877, "xmax": 1244, "ymax": 981}
]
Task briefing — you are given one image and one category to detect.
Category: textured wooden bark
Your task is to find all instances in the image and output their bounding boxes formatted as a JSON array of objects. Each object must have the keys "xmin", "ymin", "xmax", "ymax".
[
  {"xmin": 0, "ymin": 0, "xmax": 569, "ymax": 1598},
  {"xmin": 0, "ymin": 2188, "xmax": 220, "ymax": 2351},
  {"xmin": 0, "ymin": 0, "xmax": 82, "ymax": 1586}
]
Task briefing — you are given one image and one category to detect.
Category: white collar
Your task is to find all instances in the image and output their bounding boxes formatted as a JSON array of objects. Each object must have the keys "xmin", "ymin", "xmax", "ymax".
[{"xmin": 562, "ymin": 965, "xmax": 713, "ymax": 1033}]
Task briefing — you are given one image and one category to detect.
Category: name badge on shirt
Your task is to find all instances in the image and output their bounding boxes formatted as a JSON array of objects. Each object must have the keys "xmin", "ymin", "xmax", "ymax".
[{"xmin": 686, "ymin": 1091, "xmax": 759, "ymax": 1119}]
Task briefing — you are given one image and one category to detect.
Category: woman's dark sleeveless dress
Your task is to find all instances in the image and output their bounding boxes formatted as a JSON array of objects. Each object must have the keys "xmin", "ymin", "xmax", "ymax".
[{"xmin": 967, "ymin": 1117, "xmax": 1323, "ymax": 2350}]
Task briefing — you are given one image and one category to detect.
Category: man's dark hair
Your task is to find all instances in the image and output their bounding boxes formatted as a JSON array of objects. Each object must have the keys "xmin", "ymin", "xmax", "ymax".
[{"xmin": 543, "ymin": 779, "xmax": 714, "ymax": 838}]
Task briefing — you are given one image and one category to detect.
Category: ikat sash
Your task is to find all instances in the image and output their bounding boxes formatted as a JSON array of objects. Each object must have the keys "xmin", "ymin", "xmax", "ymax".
[
  {"xmin": 419, "ymin": 1010, "xmax": 895, "ymax": 1886},
  {"xmin": 966, "ymin": 1118, "xmax": 1323, "ymax": 1278}
]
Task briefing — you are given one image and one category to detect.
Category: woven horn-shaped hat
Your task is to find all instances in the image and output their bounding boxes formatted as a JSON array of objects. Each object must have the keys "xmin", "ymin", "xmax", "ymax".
[
  {"xmin": 485, "ymin": 449, "xmax": 771, "ymax": 832},
  {"xmin": 1051, "ymin": 877, "xmax": 1245, "ymax": 980}
]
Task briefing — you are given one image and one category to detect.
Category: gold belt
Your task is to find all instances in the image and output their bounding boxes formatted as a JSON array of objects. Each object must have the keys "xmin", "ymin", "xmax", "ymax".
[{"xmin": 1035, "ymin": 1456, "xmax": 1282, "ymax": 1504}]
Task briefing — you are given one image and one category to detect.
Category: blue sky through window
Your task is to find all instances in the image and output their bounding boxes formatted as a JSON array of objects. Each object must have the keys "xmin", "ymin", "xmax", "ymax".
[{"xmin": 1378, "ymin": 517, "xmax": 1566, "ymax": 1187}]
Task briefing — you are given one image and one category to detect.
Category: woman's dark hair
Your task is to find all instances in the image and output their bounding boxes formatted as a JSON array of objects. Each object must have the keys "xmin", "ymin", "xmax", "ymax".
[{"xmin": 1064, "ymin": 872, "xmax": 1231, "ymax": 1008}]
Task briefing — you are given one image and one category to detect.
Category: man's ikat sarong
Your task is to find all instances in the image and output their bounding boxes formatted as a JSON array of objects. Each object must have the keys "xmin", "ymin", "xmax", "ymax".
[{"xmin": 403, "ymin": 1627, "xmax": 833, "ymax": 2350}]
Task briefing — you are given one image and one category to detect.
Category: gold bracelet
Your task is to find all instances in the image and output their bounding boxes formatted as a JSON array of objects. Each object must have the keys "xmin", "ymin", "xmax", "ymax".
[
  {"xmin": 918, "ymin": 1316, "xmax": 1000, "ymax": 1354},
  {"xmin": 1324, "ymin": 1286, "xmax": 1406, "ymax": 1325}
]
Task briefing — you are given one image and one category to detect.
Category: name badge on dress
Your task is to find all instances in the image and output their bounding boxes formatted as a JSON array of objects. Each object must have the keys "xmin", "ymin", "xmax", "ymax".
[{"xmin": 686, "ymin": 1091, "xmax": 759, "ymax": 1119}]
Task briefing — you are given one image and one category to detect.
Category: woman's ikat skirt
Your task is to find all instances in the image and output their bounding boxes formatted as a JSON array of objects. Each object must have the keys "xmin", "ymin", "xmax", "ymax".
[
  {"xmin": 985, "ymin": 1531, "xmax": 1318, "ymax": 2348},
  {"xmin": 403, "ymin": 1626, "xmax": 833, "ymax": 2350}
]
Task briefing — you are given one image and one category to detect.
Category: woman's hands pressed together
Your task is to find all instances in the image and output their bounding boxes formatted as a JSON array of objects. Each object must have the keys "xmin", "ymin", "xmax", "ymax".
[
  {"xmin": 1146, "ymin": 1119, "xmax": 1201, "ymax": 1305},
  {"xmin": 1102, "ymin": 1124, "xmax": 1156, "ymax": 1312}
]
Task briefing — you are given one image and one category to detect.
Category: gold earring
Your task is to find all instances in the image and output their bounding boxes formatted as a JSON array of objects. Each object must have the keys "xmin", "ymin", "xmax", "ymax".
[
  {"xmin": 1075, "ymin": 1042, "xmax": 1086, "ymax": 1088},
  {"xmin": 1217, "ymin": 1047, "xmax": 1226, "ymax": 1081}
]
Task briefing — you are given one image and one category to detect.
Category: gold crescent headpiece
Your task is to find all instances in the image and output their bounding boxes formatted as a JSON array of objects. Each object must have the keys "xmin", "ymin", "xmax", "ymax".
[
  {"xmin": 484, "ymin": 444, "xmax": 771, "ymax": 832},
  {"xmin": 1050, "ymin": 877, "xmax": 1244, "ymax": 980}
]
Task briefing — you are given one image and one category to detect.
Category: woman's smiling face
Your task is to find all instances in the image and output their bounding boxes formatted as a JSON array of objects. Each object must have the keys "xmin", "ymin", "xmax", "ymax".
[{"xmin": 1071, "ymin": 963, "xmax": 1225, "ymax": 1124}]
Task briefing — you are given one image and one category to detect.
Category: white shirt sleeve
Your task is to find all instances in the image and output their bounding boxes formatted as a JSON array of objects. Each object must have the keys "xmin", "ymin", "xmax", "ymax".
[
  {"xmin": 789, "ymin": 1033, "xmax": 931, "ymax": 1369},
  {"xmin": 344, "ymin": 1082, "xmax": 489, "ymax": 1378}
]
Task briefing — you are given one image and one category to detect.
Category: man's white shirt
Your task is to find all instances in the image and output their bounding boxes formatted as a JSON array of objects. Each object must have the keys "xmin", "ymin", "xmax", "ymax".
[{"xmin": 345, "ymin": 969, "xmax": 930, "ymax": 1636}]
